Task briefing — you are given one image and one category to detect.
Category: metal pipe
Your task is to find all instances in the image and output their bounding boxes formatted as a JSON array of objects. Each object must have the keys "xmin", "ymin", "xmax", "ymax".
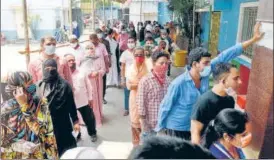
[{"xmin": 22, "ymin": 0, "xmax": 30, "ymax": 66}]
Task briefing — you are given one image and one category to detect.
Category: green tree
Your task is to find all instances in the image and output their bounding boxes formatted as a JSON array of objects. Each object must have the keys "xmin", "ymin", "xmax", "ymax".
[{"xmin": 168, "ymin": 0, "xmax": 195, "ymax": 51}]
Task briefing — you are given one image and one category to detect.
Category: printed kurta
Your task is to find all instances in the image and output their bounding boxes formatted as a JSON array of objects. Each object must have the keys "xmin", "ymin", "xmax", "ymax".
[
  {"xmin": 1, "ymin": 98, "xmax": 58, "ymax": 159},
  {"xmin": 28, "ymin": 55, "xmax": 73, "ymax": 86},
  {"xmin": 79, "ymin": 57, "xmax": 106, "ymax": 127}
]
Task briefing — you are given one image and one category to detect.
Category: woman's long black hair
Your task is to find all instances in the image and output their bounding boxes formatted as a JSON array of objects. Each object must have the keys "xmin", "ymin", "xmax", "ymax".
[{"xmin": 202, "ymin": 108, "xmax": 249, "ymax": 149}]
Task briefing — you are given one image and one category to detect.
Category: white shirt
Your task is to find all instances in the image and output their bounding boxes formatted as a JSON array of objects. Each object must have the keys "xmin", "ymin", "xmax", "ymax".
[
  {"xmin": 119, "ymin": 49, "xmax": 135, "ymax": 78},
  {"xmin": 105, "ymin": 36, "xmax": 118, "ymax": 55}
]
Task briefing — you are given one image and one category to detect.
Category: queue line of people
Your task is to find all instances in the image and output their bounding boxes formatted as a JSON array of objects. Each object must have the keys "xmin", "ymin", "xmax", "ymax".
[{"xmin": 0, "ymin": 20, "xmax": 264, "ymax": 159}]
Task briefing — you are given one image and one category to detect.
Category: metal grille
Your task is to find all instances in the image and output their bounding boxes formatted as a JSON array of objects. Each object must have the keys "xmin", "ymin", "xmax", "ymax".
[{"xmin": 241, "ymin": 6, "xmax": 258, "ymax": 58}]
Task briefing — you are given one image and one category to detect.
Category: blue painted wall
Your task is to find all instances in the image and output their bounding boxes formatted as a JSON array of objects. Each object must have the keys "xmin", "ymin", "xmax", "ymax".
[
  {"xmin": 217, "ymin": 0, "xmax": 258, "ymax": 51},
  {"xmin": 200, "ymin": 12, "xmax": 210, "ymax": 49},
  {"xmin": 158, "ymin": 2, "xmax": 172, "ymax": 26},
  {"xmin": 199, "ymin": 0, "xmax": 258, "ymax": 51}
]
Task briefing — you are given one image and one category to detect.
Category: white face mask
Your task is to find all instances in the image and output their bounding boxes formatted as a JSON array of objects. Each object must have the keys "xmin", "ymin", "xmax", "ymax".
[
  {"xmin": 70, "ymin": 43, "xmax": 78, "ymax": 48},
  {"xmin": 121, "ymin": 31, "xmax": 126, "ymax": 34},
  {"xmin": 161, "ymin": 35, "xmax": 167, "ymax": 39},
  {"xmin": 127, "ymin": 43, "xmax": 135, "ymax": 49},
  {"xmin": 44, "ymin": 45, "xmax": 56, "ymax": 55},
  {"xmin": 200, "ymin": 66, "xmax": 211, "ymax": 77},
  {"xmin": 224, "ymin": 87, "xmax": 237, "ymax": 99}
]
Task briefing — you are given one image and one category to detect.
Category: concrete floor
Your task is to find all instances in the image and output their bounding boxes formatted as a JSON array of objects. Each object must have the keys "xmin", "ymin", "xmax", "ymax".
[
  {"xmin": 1, "ymin": 40, "xmax": 186, "ymax": 159},
  {"xmin": 77, "ymin": 66, "xmax": 185, "ymax": 159}
]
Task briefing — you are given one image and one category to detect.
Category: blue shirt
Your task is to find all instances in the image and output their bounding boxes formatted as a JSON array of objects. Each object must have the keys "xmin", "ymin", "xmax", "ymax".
[{"xmin": 155, "ymin": 43, "xmax": 243, "ymax": 132}]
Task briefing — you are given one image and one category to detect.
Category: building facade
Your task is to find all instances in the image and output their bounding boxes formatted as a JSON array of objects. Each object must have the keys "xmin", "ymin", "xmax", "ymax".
[
  {"xmin": 196, "ymin": 0, "xmax": 259, "ymax": 96},
  {"xmin": 1, "ymin": 0, "xmax": 70, "ymax": 41}
]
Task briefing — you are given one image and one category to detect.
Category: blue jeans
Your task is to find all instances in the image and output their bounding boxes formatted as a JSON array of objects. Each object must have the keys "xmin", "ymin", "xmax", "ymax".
[{"xmin": 124, "ymin": 88, "xmax": 130, "ymax": 111}]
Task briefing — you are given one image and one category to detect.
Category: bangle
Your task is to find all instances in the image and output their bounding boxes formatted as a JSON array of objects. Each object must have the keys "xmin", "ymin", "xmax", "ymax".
[{"xmin": 20, "ymin": 103, "xmax": 29, "ymax": 112}]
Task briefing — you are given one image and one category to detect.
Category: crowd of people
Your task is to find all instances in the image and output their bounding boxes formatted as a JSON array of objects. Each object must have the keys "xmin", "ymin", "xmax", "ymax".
[{"xmin": 0, "ymin": 20, "xmax": 264, "ymax": 159}]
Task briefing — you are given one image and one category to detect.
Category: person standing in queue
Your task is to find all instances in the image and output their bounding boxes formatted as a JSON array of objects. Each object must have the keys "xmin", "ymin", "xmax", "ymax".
[
  {"xmin": 202, "ymin": 108, "xmax": 252, "ymax": 159},
  {"xmin": 96, "ymin": 29, "xmax": 111, "ymax": 104},
  {"xmin": 37, "ymin": 59, "xmax": 80, "ymax": 156},
  {"xmin": 191, "ymin": 63, "xmax": 242, "ymax": 145},
  {"xmin": 120, "ymin": 36, "xmax": 137, "ymax": 116},
  {"xmin": 79, "ymin": 43, "xmax": 106, "ymax": 127},
  {"xmin": 28, "ymin": 36, "xmax": 73, "ymax": 86},
  {"xmin": 137, "ymin": 51, "xmax": 171, "ymax": 142},
  {"xmin": 126, "ymin": 47, "xmax": 148, "ymax": 147},
  {"xmin": 65, "ymin": 54, "xmax": 98, "ymax": 142}
]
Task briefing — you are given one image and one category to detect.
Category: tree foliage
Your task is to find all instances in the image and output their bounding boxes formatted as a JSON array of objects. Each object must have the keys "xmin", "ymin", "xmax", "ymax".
[{"xmin": 168, "ymin": 0, "xmax": 195, "ymax": 50}]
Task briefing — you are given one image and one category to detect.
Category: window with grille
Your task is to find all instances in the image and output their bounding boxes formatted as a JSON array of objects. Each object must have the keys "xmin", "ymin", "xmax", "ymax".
[{"xmin": 237, "ymin": 3, "xmax": 258, "ymax": 59}]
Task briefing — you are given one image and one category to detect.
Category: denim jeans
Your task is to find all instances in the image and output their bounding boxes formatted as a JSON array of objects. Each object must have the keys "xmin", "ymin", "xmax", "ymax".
[{"xmin": 124, "ymin": 88, "xmax": 130, "ymax": 111}]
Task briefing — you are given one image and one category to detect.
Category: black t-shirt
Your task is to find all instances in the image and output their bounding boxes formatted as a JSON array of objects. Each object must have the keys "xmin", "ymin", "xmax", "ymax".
[{"xmin": 191, "ymin": 90, "xmax": 235, "ymax": 134}]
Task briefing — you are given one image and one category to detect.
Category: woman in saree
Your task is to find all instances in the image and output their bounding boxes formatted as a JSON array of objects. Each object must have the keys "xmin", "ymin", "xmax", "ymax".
[
  {"xmin": 79, "ymin": 43, "xmax": 106, "ymax": 127},
  {"xmin": 1, "ymin": 71, "xmax": 58, "ymax": 159},
  {"xmin": 126, "ymin": 47, "xmax": 148, "ymax": 147}
]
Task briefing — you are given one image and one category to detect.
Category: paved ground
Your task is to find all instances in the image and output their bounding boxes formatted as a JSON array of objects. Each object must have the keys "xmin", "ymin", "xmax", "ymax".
[{"xmin": 1, "ymin": 41, "xmax": 185, "ymax": 158}]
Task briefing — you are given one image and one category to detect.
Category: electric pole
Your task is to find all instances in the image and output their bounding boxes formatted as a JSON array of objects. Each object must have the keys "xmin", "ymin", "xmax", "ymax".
[
  {"xmin": 22, "ymin": 0, "xmax": 30, "ymax": 66},
  {"xmin": 140, "ymin": 0, "xmax": 142, "ymax": 22},
  {"xmin": 111, "ymin": 0, "xmax": 113, "ymax": 26},
  {"xmin": 92, "ymin": 0, "xmax": 96, "ymax": 32},
  {"xmin": 69, "ymin": 0, "xmax": 73, "ymax": 35},
  {"xmin": 103, "ymin": 0, "xmax": 106, "ymax": 24}
]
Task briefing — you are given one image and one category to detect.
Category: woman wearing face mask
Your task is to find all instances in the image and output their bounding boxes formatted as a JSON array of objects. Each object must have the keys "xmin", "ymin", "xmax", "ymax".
[
  {"xmin": 202, "ymin": 108, "xmax": 252, "ymax": 159},
  {"xmin": 37, "ymin": 59, "xmax": 80, "ymax": 156},
  {"xmin": 28, "ymin": 36, "xmax": 73, "ymax": 86},
  {"xmin": 120, "ymin": 37, "xmax": 137, "ymax": 116},
  {"xmin": 1, "ymin": 71, "xmax": 58, "ymax": 159},
  {"xmin": 79, "ymin": 43, "xmax": 106, "ymax": 127},
  {"xmin": 126, "ymin": 47, "xmax": 148, "ymax": 147}
]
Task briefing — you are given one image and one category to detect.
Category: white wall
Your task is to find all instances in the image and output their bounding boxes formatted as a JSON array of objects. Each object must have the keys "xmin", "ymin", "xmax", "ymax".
[
  {"xmin": 129, "ymin": 0, "xmax": 158, "ymax": 26},
  {"xmin": 1, "ymin": 0, "xmax": 69, "ymax": 31},
  {"xmin": 1, "ymin": 9, "xmax": 17, "ymax": 30}
]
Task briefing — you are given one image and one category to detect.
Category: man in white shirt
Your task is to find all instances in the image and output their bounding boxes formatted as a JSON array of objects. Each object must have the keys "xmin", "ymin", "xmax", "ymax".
[
  {"xmin": 65, "ymin": 54, "xmax": 98, "ymax": 142},
  {"xmin": 120, "ymin": 36, "xmax": 136, "ymax": 116},
  {"xmin": 67, "ymin": 35, "xmax": 85, "ymax": 65}
]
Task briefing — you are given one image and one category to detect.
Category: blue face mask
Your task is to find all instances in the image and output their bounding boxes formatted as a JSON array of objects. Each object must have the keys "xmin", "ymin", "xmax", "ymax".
[
  {"xmin": 26, "ymin": 84, "xmax": 36, "ymax": 95},
  {"xmin": 200, "ymin": 66, "xmax": 211, "ymax": 77}
]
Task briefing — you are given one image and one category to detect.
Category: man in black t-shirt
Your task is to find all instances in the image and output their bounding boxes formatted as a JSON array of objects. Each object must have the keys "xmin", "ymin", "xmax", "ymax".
[{"xmin": 191, "ymin": 63, "xmax": 242, "ymax": 145}]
